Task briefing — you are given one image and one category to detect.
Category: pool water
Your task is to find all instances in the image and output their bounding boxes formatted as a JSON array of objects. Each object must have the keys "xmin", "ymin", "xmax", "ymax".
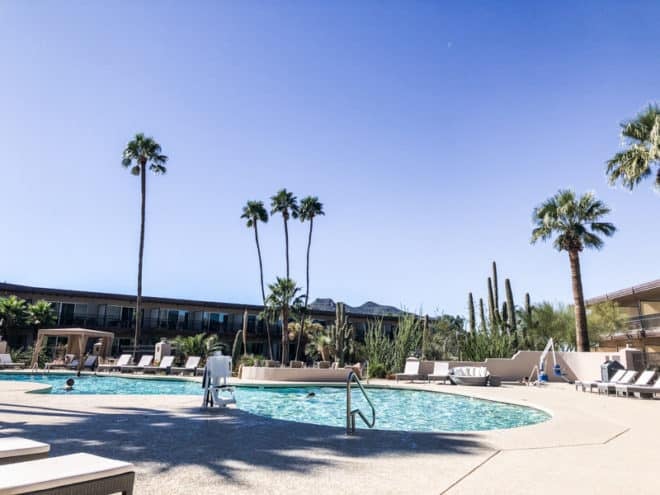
[{"xmin": 0, "ymin": 373, "xmax": 549, "ymax": 432}]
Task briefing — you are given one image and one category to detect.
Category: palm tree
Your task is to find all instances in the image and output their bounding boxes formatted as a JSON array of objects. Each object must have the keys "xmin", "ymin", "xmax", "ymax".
[
  {"xmin": 270, "ymin": 189, "xmax": 299, "ymax": 279},
  {"xmin": 0, "ymin": 296, "xmax": 28, "ymax": 340},
  {"xmin": 241, "ymin": 200, "xmax": 273, "ymax": 358},
  {"xmin": 531, "ymin": 190, "xmax": 616, "ymax": 351},
  {"xmin": 265, "ymin": 277, "xmax": 303, "ymax": 365},
  {"xmin": 295, "ymin": 196, "xmax": 324, "ymax": 360},
  {"xmin": 607, "ymin": 104, "xmax": 660, "ymax": 190},
  {"xmin": 121, "ymin": 133, "xmax": 168, "ymax": 356},
  {"xmin": 27, "ymin": 300, "xmax": 56, "ymax": 329}
]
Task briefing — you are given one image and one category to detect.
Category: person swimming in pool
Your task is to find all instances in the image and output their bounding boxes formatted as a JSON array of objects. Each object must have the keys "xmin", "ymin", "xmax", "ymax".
[
  {"xmin": 305, "ymin": 391, "xmax": 316, "ymax": 399},
  {"xmin": 64, "ymin": 378, "xmax": 75, "ymax": 391}
]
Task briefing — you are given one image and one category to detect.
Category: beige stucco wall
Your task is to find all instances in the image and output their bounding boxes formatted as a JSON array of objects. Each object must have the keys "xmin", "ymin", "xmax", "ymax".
[
  {"xmin": 240, "ymin": 366, "xmax": 351, "ymax": 382},
  {"xmin": 640, "ymin": 301, "xmax": 660, "ymax": 315}
]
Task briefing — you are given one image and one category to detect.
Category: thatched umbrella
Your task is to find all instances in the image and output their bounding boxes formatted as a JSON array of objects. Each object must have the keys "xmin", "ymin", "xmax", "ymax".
[{"xmin": 242, "ymin": 308, "xmax": 248, "ymax": 356}]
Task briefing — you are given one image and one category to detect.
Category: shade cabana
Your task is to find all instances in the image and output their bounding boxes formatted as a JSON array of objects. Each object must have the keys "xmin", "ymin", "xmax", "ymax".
[{"xmin": 31, "ymin": 328, "xmax": 114, "ymax": 371}]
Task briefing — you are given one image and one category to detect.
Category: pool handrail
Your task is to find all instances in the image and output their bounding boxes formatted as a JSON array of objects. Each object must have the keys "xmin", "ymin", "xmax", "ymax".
[{"xmin": 346, "ymin": 371, "xmax": 375, "ymax": 434}]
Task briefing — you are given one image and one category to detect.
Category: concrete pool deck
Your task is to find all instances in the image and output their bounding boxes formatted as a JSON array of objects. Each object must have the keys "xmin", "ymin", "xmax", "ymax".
[{"xmin": 0, "ymin": 376, "xmax": 658, "ymax": 494}]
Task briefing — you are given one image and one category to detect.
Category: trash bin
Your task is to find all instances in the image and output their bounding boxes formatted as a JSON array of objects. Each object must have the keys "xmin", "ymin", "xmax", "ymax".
[{"xmin": 601, "ymin": 359, "xmax": 624, "ymax": 382}]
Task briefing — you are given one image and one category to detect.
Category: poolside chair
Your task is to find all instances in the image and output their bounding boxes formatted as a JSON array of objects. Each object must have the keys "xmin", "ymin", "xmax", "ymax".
[
  {"xmin": 427, "ymin": 361, "xmax": 450, "ymax": 383},
  {"xmin": 97, "ymin": 354, "xmax": 132, "ymax": 372},
  {"xmin": 45, "ymin": 353, "xmax": 76, "ymax": 371},
  {"xmin": 575, "ymin": 369, "xmax": 626, "ymax": 393},
  {"xmin": 614, "ymin": 370, "xmax": 655, "ymax": 397},
  {"xmin": 395, "ymin": 359, "xmax": 421, "ymax": 382},
  {"xmin": 0, "ymin": 452, "xmax": 135, "ymax": 495},
  {"xmin": 120, "ymin": 354, "xmax": 153, "ymax": 373},
  {"xmin": 143, "ymin": 355, "xmax": 175, "ymax": 374},
  {"xmin": 450, "ymin": 366, "xmax": 489, "ymax": 386},
  {"xmin": 69, "ymin": 355, "xmax": 98, "ymax": 371},
  {"xmin": 0, "ymin": 437, "xmax": 50, "ymax": 465},
  {"xmin": 0, "ymin": 353, "xmax": 24, "ymax": 369},
  {"xmin": 171, "ymin": 356, "xmax": 201, "ymax": 375},
  {"xmin": 597, "ymin": 370, "xmax": 637, "ymax": 395}
]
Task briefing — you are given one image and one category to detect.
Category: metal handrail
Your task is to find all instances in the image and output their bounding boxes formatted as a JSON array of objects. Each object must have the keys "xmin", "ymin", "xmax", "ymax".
[{"xmin": 346, "ymin": 371, "xmax": 376, "ymax": 434}]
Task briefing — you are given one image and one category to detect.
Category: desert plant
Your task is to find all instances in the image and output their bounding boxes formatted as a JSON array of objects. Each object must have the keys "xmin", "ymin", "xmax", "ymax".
[
  {"xmin": 364, "ymin": 318, "xmax": 394, "ymax": 376},
  {"xmin": 392, "ymin": 313, "xmax": 423, "ymax": 373}
]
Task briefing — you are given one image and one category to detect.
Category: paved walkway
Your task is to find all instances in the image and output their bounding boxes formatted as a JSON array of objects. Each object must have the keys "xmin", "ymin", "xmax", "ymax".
[{"xmin": 0, "ymin": 377, "xmax": 657, "ymax": 494}]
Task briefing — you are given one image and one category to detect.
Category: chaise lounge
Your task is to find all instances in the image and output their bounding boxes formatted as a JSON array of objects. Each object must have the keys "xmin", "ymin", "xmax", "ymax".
[
  {"xmin": 395, "ymin": 359, "xmax": 421, "ymax": 382},
  {"xmin": 143, "ymin": 355, "xmax": 175, "ymax": 374},
  {"xmin": 0, "ymin": 452, "xmax": 135, "ymax": 495},
  {"xmin": 0, "ymin": 437, "xmax": 50, "ymax": 465},
  {"xmin": 615, "ymin": 370, "xmax": 656, "ymax": 397},
  {"xmin": 120, "ymin": 354, "xmax": 153, "ymax": 373},
  {"xmin": 97, "ymin": 354, "xmax": 132, "ymax": 373},
  {"xmin": 597, "ymin": 370, "xmax": 637, "ymax": 395},
  {"xmin": 575, "ymin": 369, "xmax": 626, "ymax": 393},
  {"xmin": 427, "ymin": 361, "xmax": 450, "ymax": 383},
  {"xmin": 0, "ymin": 354, "xmax": 25, "ymax": 370},
  {"xmin": 170, "ymin": 356, "xmax": 201, "ymax": 376}
]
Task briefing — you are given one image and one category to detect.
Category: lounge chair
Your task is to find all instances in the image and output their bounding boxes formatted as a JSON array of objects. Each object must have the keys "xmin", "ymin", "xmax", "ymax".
[
  {"xmin": 120, "ymin": 354, "xmax": 153, "ymax": 373},
  {"xmin": 576, "ymin": 369, "xmax": 626, "ymax": 393},
  {"xmin": 143, "ymin": 355, "xmax": 175, "ymax": 374},
  {"xmin": 597, "ymin": 370, "xmax": 637, "ymax": 395},
  {"xmin": 171, "ymin": 356, "xmax": 201, "ymax": 375},
  {"xmin": 395, "ymin": 359, "xmax": 421, "ymax": 382},
  {"xmin": 614, "ymin": 370, "xmax": 655, "ymax": 397},
  {"xmin": 450, "ymin": 366, "xmax": 489, "ymax": 386},
  {"xmin": 97, "ymin": 354, "xmax": 132, "ymax": 373},
  {"xmin": 69, "ymin": 355, "xmax": 98, "ymax": 371},
  {"xmin": 45, "ymin": 354, "xmax": 76, "ymax": 371},
  {"xmin": 0, "ymin": 452, "xmax": 135, "ymax": 495},
  {"xmin": 427, "ymin": 361, "xmax": 450, "ymax": 383},
  {"xmin": 0, "ymin": 437, "xmax": 50, "ymax": 465},
  {"xmin": 0, "ymin": 353, "xmax": 24, "ymax": 369},
  {"xmin": 616, "ymin": 371, "xmax": 660, "ymax": 398}
]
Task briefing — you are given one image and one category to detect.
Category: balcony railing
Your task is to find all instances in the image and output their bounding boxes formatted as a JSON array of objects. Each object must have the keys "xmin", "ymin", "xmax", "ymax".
[
  {"xmin": 626, "ymin": 313, "xmax": 660, "ymax": 332},
  {"xmin": 53, "ymin": 314, "xmax": 273, "ymax": 336}
]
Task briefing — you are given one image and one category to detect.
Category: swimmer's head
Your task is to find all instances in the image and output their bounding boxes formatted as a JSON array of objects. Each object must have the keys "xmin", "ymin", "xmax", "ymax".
[{"xmin": 66, "ymin": 378, "xmax": 75, "ymax": 387}]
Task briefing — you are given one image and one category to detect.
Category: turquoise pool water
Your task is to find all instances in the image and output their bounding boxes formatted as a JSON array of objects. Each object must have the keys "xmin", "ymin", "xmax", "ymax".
[{"xmin": 0, "ymin": 373, "xmax": 549, "ymax": 432}]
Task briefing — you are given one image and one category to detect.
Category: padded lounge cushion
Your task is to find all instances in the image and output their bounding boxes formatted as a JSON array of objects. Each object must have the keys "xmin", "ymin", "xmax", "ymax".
[
  {"xmin": 0, "ymin": 437, "xmax": 50, "ymax": 459},
  {"xmin": 0, "ymin": 453, "xmax": 133, "ymax": 495}
]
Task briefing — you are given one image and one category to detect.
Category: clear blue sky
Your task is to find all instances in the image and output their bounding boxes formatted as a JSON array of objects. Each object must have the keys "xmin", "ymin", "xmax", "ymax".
[{"xmin": 1, "ymin": 1, "xmax": 658, "ymax": 316}]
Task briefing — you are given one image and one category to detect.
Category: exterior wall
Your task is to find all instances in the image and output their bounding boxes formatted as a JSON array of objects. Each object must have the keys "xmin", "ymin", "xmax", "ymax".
[
  {"xmin": 240, "ymin": 366, "xmax": 351, "ymax": 382},
  {"xmin": 641, "ymin": 301, "xmax": 660, "ymax": 315}
]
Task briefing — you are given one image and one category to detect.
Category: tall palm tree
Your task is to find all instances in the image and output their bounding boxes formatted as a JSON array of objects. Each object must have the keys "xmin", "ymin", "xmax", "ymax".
[
  {"xmin": 270, "ymin": 189, "xmax": 299, "ymax": 279},
  {"xmin": 241, "ymin": 200, "xmax": 273, "ymax": 358},
  {"xmin": 531, "ymin": 190, "xmax": 616, "ymax": 351},
  {"xmin": 122, "ymin": 133, "xmax": 168, "ymax": 356},
  {"xmin": 295, "ymin": 196, "xmax": 324, "ymax": 360},
  {"xmin": 607, "ymin": 104, "xmax": 660, "ymax": 190},
  {"xmin": 265, "ymin": 277, "xmax": 303, "ymax": 365}
]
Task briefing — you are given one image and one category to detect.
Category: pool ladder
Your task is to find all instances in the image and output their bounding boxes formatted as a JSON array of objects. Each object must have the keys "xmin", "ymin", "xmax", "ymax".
[{"xmin": 346, "ymin": 371, "xmax": 376, "ymax": 434}]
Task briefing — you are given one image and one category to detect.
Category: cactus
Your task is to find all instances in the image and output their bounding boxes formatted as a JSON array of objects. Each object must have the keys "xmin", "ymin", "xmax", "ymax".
[
  {"xmin": 501, "ymin": 302, "xmax": 508, "ymax": 333},
  {"xmin": 468, "ymin": 293, "xmax": 476, "ymax": 333},
  {"xmin": 330, "ymin": 302, "xmax": 352, "ymax": 366},
  {"xmin": 487, "ymin": 277, "xmax": 496, "ymax": 325},
  {"xmin": 421, "ymin": 314, "xmax": 430, "ymax": 359},
  {"xmin": 492, "ymin": 261, "xmax": 499, "ymax": 308},
  {"xmin": 505, "ymin": 278, "xmax": 516, "ymax": 332},
  {"xmin": 479, "ymin": 298, "xmax": 487, "ymax": 332}
]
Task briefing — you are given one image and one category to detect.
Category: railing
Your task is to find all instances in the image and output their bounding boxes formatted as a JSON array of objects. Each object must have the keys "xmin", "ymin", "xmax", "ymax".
[
  {"xmin": 627, "ymin": 314, "xmax": 660, "ymax": 332},
  {"xmin": 346, "ymin": 371, "xmax": 376, "ymax": 434}
]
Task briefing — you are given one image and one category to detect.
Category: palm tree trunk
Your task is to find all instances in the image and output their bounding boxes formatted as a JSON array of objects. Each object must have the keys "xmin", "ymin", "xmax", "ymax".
[
  {"xmin": 134, "ymin": 161, "xmax": 147, "ymax": 358},
  {"xmin": 254, "ymin": 224, "xmax": 273, "ymax": 359},
  {"xmin": 284, "ymin": 217, "xmax": 290, "ymax": 278},
  {"xmin": 281, "ymin": 305, "xmax": 289, "ymax": 365},
  {"xmin": 295, "ymin": 218, "xmax": 314, "ymax": 361},
  {"xmin": 568, "ymin": 250, "xmax": 590, "ymax": 352}
]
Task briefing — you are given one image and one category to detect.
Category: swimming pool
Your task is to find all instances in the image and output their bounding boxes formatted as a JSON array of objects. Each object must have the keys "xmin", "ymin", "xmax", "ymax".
[{"xmin": 0, "ymin": 373, "xmax": 550, "ymax": 432}]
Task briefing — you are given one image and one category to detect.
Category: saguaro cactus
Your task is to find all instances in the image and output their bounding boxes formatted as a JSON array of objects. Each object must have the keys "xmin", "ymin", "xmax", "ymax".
[
  {"xmin": 479, "ymin": 298, "xmax": 487, "ymax": 332},
  {"xmin": 492, "ymin": 261, "xmax": 499, "ymax": 308},
  {"xmin": 505, "ymin": 278, "xmax": 516, "ymax": 332},
  {"xmin": 330, "ymin": 302, "xmax": 352, "ymax": 366},
  {"xmin": 468, "ymin": 293, "xmax": 476, "ymax": 333}
]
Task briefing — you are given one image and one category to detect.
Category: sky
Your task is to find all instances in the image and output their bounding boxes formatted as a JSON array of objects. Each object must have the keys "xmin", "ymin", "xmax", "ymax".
[{"xmin": 1, "ymin": 1, "xmax": 659, "ymax": 317}]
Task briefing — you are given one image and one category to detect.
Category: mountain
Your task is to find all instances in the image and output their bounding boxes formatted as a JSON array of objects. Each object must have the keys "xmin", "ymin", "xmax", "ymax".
[{"xmin": 308, "ymin": 298, "xmax": 403, "ymax": 317}]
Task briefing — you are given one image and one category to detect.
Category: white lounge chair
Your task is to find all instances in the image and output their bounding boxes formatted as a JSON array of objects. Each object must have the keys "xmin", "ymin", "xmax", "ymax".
[
  {"xmin": 0, "ymin": 452, "xmax": 134, "ymax": 495},
  {"xmin": 395, "ymin": 359, "xmax": 421, "ymax": 382},
  {"xmin": 0, "ymin": 437, "xmax": 50, "ymax": 465},
  {"xmin": 0, "ymin": 354, "xmax": 24, "ymax": 369},
  {"xmin": 143, "ymin": 355, "xmax": 175, "ymax": 374},
  {"xmin": 576, "ymin": 369, "xmax": 626, "ymax": 393},
  {"xmin": 615, "ymin": 370, "xmax": 656, "ymax": 397},
  {"xmin": 120, "ymin": 354, "xmax": 153, "ymax": 373},
  {"xmin": 427, "ymin": 361, "xmax": 450, "ymax": 383},
  {"xmin": 597, "ymin": 370, "xmax": 637, "ymax": 395},
  {"xmin": 171, "ymin": 356, "xmax": 201, "ymax": 375},
  {"xmin": 616, "ymin": 371, "xmax": 660, "ymax": 398},
  {"xmin": 97, "ymin": 354, "xmax": 132, "ymax": 372}
]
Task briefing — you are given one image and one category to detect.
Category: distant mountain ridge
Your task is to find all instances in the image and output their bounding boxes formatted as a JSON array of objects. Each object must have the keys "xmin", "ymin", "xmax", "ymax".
[{"xmin": 309, "ymin": 298, "xmax": 403, "ymax": 317}]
